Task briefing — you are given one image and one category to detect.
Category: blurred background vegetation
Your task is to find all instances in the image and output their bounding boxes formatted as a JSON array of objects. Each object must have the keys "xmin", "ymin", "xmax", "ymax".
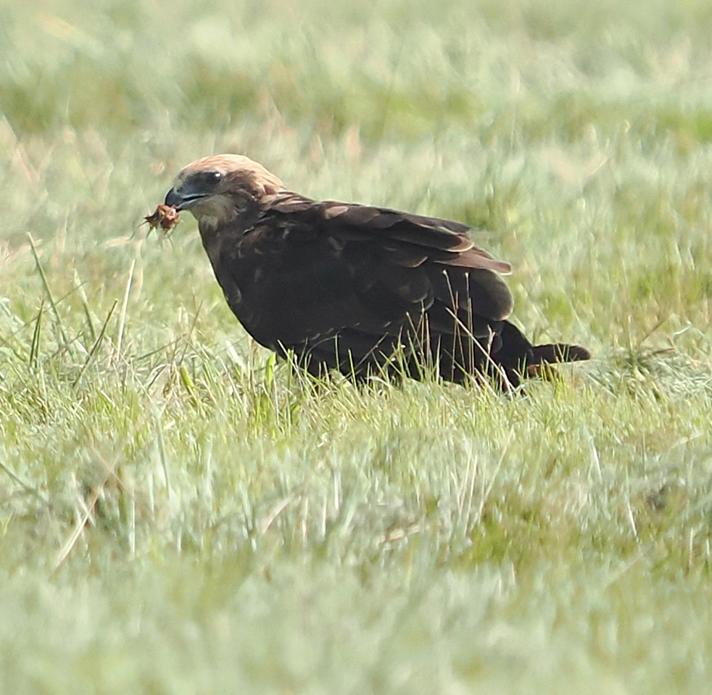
[{"xmin": 0, "ymin": 0, "xmax": 711, "ymax": 692}]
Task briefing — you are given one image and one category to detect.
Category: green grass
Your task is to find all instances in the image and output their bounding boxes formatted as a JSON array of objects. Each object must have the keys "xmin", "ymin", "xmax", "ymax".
[{"xmin": 1, "ymin": 0, "xmax": 711, "ymax": 691}]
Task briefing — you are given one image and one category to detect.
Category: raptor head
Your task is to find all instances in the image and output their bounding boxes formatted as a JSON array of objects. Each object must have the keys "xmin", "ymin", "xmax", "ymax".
[{"xmin": 164, "ymin": 154, "xmax": 285, "ymax": 229}]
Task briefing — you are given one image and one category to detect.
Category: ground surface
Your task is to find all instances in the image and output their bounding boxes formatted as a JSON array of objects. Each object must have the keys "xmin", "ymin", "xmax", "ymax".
[{"xmin": 1, "ymin": 0, "xmax": 711, "ymax": 692}]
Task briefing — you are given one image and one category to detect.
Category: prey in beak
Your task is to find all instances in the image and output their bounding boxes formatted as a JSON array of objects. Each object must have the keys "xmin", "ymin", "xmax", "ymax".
[
  {"xmin": 144, "ymin": 165, "xmax": 227, "ymax": 234},
  {"xmin": 144, "ymin": 203, "xmax": 180, "ymax": 233}
]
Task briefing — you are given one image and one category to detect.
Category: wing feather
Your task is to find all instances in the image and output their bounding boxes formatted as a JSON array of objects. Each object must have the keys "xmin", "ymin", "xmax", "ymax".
[
  {"xmin": 318, "ymin": 201, "xmax": 513, "ymax": 322},
  {"xmin": 227, "ymin": 196, "xmax": 514, "ymax": 354}
]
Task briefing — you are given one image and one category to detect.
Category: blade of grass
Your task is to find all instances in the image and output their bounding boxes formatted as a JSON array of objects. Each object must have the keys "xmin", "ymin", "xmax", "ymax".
[
  {"xmin": 74, "ymin": 269, "xmax": 97, "ymax": 343},
  {"xmin": 27, "ymin": 233, "xmax": 69, "ymax": 348},
  {"xmin": 115, "ymin": 259, "xmax": 135, "ymax": 361},
  {"xmin": 72, "ymin": 300, "xmax": 118, "ymax": 388},
  {"xmin": 28, "ymin": 299, "xmax": 43, "ymax": 370}
]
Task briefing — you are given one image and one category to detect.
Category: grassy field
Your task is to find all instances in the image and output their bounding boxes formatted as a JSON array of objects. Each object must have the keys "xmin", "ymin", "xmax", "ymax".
[{"xmin": 1, "ymin": 0, "xmax": 711, "ymax": 691}]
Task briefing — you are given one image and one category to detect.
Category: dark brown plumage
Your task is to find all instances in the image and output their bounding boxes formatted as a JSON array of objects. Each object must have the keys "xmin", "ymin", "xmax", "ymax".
[{"xmin": 162, "ymin": 154, "xmax": 589, "ymax": 388}]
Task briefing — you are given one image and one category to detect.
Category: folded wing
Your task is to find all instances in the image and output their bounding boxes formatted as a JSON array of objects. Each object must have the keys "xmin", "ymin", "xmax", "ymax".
[{"xmin": 221, "ymin": 196, "xmax": 522, "ymax": 380}]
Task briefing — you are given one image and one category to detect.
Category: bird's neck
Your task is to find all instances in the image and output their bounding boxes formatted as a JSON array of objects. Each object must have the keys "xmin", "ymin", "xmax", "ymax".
[{"xmin": 196, "ymin": 196, "xmax": 259, "ymax": 237}]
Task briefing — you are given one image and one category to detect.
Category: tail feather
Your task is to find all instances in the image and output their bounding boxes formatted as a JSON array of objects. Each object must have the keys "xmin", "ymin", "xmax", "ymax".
[
  {"xmin": 492, "ymin": 322, "xmax": 590, "ymax": 387},
  {"xmin": 530, "ymin": 343, "xmax": 591, "ymax": 365}
]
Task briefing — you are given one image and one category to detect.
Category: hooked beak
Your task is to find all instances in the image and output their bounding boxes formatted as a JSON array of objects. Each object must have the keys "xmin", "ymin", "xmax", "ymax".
[{"xmin": 164, "ymin": 187, "xmax": 207, "ymax": 211}]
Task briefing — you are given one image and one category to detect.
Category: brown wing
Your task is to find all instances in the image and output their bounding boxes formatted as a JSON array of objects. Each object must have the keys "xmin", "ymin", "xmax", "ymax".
[{"xmin": 216, "ymin": 195, "xmax": 513, "ymax": 359}]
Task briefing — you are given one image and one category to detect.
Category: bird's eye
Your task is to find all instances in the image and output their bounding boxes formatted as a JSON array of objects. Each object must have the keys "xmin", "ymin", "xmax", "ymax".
[{"xmin": 204, "ymin": 171, "xmax": 222, "ymax": 185}]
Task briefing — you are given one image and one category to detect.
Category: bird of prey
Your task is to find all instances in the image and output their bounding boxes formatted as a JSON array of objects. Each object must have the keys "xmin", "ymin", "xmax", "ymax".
[{"xmin": 160, "ymin": 154, "xmax": 589, "ymax": 388}]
